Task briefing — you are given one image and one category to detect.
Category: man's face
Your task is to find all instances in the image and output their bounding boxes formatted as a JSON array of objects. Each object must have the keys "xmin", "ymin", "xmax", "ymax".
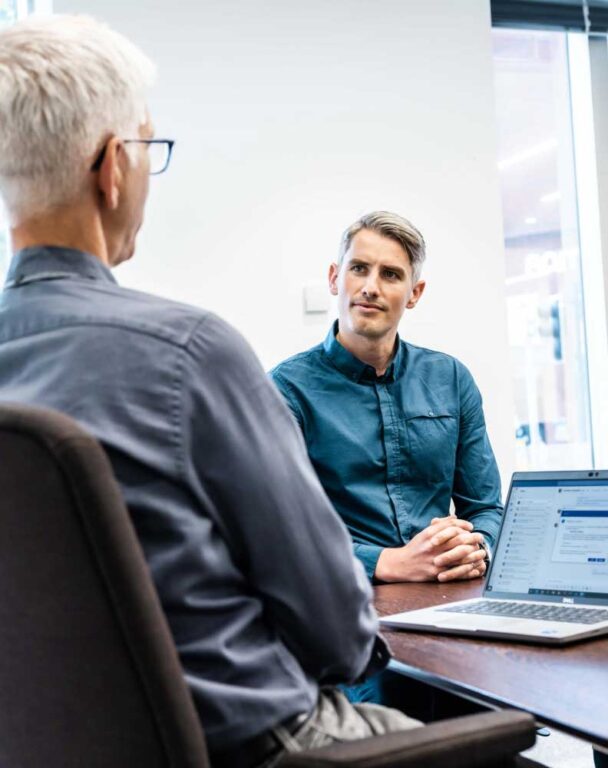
[{"xmin": 329, "ymin": 228, "xmax": 425, "ymax": 343}]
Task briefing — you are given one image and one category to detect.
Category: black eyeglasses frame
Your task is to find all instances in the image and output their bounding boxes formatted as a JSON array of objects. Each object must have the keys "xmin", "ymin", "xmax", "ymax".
[{"xmin": 90, "ymin": 138, "xmax": 175, "ymax": 175}]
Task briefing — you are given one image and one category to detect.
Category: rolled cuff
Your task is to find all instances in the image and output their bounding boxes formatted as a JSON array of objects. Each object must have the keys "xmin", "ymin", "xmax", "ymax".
[
  {"xmin": 472, "ymin": 524, "xmax": 498, "ymax": 551},
  {"xmin": 353, "ymin": 542, "xmax": 384, "ymax": 581},
  {"xmin": 468, "ymin": 511, "xmax": 501, "ymax": 551}
]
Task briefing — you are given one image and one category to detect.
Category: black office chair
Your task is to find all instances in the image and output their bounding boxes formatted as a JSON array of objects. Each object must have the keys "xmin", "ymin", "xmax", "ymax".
[{"xmin": 0, "ymin": 403, "xmax": 540, "ymax": 768}]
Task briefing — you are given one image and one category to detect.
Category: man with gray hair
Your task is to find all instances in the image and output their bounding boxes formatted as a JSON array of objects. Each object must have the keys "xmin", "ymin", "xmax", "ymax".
[
  {"xmin": 0, "ymin": 16, "xmax": 424, "ymax": 767},
  {"xmin": 271, "ymin": 211, "xmax": 502, "ymax": 593}
]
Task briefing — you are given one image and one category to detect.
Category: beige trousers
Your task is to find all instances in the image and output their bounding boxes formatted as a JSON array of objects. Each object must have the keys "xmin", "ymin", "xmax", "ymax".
[{"xmin": 260, "ymin": 687, "xmax": 422, "ymax": 767}]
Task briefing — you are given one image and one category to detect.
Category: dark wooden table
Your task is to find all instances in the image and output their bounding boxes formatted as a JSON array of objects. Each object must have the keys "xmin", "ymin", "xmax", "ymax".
[{"xmin": 375, "ymin": 580, "xmax": 608, "ymax": 750}]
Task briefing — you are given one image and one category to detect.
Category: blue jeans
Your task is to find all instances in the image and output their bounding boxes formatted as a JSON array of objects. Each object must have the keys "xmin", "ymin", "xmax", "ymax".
[
  {"xmin": 341, "ymin": 668, "xmax": 490, "ymax": 722},
  {"xmin": 340, "ymin": 674, "xmax": 385, "ymax": 704}
]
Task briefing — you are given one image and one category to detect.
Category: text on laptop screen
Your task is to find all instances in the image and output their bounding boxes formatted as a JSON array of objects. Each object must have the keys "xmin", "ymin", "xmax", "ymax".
[{"xmin": 487, "ymin": 478, "xmax": 608, "ymax": 601}]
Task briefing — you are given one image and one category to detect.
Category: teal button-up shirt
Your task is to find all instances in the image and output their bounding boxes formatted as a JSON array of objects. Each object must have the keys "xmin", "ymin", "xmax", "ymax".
[{"xmin": 270, "ymin": 323, "xmax": 503, "ymax": 579}]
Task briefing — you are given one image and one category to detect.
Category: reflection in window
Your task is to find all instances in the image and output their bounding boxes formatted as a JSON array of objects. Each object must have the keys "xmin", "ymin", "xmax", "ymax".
[
  {"xmin": 0, "ymin": 1, "xmax": 17, "ymax": 25},
  {"xmin": 493, "ymin": 29, "xmax": 593, "ymax": 471}
]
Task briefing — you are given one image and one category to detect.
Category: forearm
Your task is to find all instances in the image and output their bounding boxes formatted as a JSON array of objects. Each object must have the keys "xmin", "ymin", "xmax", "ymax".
[
  {"xmin": 453, "ymin": 366, "xmax": 503, "ymax": 551},
  {"xmin": 466, "ymin": 508, "xmax": 502, "ymax": 550}
]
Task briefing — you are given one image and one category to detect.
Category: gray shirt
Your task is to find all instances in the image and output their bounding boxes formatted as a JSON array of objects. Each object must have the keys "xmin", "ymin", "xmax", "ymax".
[{"xmin": 0, "ymin": 246, "xmax": 381, "ymax": 751}]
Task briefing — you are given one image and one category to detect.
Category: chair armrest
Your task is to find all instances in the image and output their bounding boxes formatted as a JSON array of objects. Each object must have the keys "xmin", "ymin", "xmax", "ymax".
[{"xmin": 278, "ymin": 710, "xmax": 536, "ymax": 768}]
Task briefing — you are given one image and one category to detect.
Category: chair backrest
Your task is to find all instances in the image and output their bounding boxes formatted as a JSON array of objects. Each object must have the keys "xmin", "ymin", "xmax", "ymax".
[{"xmin": 0, "ymin": 403, "xmax": 209, "ymax": 768}]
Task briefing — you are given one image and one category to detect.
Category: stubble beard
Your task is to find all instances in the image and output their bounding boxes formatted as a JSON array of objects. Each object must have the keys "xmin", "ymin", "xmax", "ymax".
[{"xmin": 349, "ymin": 314, "xmax": 389, "ymax": 341}]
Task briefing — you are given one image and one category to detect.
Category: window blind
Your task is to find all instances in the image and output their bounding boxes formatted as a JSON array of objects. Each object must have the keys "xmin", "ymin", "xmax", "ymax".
[{"xmin": 491, "ymin": 1, "xmax": 608, "ymax": 32}]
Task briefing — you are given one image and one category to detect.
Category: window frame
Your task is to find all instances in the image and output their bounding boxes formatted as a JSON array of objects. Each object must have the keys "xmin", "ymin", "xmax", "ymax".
[{"xmin": 569, "ymin": 33, "xmax": 608, "ymax": 467}]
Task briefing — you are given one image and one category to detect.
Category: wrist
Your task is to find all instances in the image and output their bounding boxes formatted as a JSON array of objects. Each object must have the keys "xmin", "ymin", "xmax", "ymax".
[
  {"xmin": 374, "ymin": 546, "xmax": 421, "ymax": 582},
  {"xmin": 477, "ymin": 536, "xmax": 492, "ymax": 566},
  {"xmin": 374, "ymin": 547, "xmax": 401, "ymax": 582}
]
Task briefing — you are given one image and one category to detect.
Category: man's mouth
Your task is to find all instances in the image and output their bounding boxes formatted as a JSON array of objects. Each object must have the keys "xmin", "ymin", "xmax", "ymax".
[{"xmin": 352, "ymin": 302, "xmax": 385, "ymax": 312}]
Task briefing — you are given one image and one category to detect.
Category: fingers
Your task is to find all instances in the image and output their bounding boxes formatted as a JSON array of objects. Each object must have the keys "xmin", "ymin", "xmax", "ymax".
[
  {"xmin": 433, "ymin": 544, "xmax": 485, "ymax": 568},
  {"xmin": 436, "ymin": 558, "xmax": 487, "ymax": 583},
  {"xmin": 459, "ymin": 548, "xmax": 488, "ymax": 565},
  {"xmin": 430, "ymin": 516, "xmax": 472, "ymax": 532},
  {"xmin": 430, "ymin": 526, "xmax": 481, "ymax": 549}
]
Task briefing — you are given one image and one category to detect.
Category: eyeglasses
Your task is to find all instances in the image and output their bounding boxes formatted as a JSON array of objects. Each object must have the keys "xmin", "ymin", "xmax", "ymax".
[{"xmin": 91, "ymin": 138, "xmax": 175, "ymax": 175}]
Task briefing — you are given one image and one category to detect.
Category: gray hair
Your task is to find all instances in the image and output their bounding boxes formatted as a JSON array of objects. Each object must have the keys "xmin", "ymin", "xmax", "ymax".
[
  {"xmin": 0, "ymin": 15, "xmax": 156, "ymax": 224},
  {"xmin": 338, "ymin": 210, "xmax": 426, "ymax": 282}
]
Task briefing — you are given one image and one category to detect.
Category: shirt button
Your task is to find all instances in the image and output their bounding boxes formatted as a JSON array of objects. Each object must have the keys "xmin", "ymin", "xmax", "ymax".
[{"xmin": 428, "ymin": 410, "xmax": 434, "ymax": 416}]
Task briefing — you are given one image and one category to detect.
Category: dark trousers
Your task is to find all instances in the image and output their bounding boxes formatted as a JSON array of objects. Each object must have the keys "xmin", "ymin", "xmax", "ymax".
[{"xmin": 594, "ymin": 749, "xmax": 608, "ymax": 768}]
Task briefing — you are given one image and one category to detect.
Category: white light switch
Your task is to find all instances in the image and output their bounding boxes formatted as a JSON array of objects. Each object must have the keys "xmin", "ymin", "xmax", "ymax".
[{"xmin": 303, "ymin": 283, "xmax": 330, "ymax": 314}]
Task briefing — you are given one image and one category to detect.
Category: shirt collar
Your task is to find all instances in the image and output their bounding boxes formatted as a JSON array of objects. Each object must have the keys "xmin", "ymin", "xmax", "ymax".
[
  {"xmin": 4, "ymin": 245, "xmax": 117, "ymax": 288},
  {"xmin": 322, "ymin": 320, "xmax": 405, "ymax": 383}
]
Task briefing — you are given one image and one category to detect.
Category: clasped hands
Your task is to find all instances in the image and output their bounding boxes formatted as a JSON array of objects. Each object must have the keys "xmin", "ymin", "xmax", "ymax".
[{"xmin": 374, "ymin": 516, "xmax": 486, "ymax": 583}]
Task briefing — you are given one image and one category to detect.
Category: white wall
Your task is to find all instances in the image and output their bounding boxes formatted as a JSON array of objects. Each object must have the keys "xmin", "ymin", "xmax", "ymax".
[{"xmin": 55, "ymin": 0, "xmax": 515, "ymax": 484}]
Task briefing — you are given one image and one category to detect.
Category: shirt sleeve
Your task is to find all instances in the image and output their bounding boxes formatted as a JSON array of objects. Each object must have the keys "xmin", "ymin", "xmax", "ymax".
[
  {"xmin": 452, "ymin": 363, "xmax": 503, "ymax": 549},
  {"xmin": 268, "ymin": 369, "xmax": 304, "ymax": 429},
  {"xmin": 353, "ymin": 542, "xmax": 384, "ymax": 581},
  {"xmin": 272, "ymin": 370, "xmax": 385, "ymax": 582},
  {"xmin": 182, "ymin": 315, "xmax": 382, "ymax": 684}
]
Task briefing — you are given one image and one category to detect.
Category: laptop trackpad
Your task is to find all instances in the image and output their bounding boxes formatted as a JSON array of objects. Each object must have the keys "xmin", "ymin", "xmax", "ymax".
[{"xmin": 430, "ymin": 613, "xmax": 522, "ymax": 630}]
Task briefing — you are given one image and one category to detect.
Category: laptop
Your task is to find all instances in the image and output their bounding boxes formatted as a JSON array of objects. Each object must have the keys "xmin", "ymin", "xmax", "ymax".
[{"xmin": 380, "ymin": 470, "xmax": 608, "ymax": 645}]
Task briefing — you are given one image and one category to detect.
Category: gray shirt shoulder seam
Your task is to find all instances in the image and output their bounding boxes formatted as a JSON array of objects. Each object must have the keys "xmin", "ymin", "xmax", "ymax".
[{"xmin": 174, "ymin": 314, "xmax": 213, "ymax": 482}]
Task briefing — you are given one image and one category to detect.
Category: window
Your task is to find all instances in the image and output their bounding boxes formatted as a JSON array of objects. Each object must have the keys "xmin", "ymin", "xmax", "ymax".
[
  {"xmin": 492, "ymin": 29, "xmax": 596, "ymax": 471},
  {"xmin": 0, "ymin": 0, "xmax": 17, "ymax": 25}
]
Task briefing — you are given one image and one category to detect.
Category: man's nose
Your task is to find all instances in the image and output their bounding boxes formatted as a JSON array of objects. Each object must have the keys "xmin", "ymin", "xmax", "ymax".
[{"xmin": 362, "ymin": 271, "xmax": 380, "ymax": 297}]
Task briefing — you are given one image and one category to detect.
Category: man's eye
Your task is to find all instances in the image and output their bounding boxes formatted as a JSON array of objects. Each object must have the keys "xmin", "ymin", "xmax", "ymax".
[
  {"xmin": 351, "ymin": 264, "xmax": 365, "ymax": 273},
  {"xmin": 384, "ymin": 270, "xmax": 398, "ymax": 279}
]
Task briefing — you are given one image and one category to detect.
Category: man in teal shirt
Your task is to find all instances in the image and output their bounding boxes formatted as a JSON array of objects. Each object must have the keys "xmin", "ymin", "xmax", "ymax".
[{"xmin": 271, "ymin": 211, "xmax": 501, "ymax": 584}]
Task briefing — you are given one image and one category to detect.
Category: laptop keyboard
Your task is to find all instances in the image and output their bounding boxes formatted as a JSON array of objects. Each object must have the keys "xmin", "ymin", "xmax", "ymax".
[{"xmin": 439, "ymin": 600, "xmax": 608, "ymax": 625}]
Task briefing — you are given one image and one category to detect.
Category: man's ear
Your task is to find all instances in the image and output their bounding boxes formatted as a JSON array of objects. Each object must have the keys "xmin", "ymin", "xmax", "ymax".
[
  {"xmin": 328, "ymin": 262, "xmax": 339, "ymax": 296},
  {"xmin": 96, "ymin": 137, "xmax": 124, "ymax": 210},
  {"xmin": 406, "ymin": 279, "xmax": 426, "ymax": 309}
]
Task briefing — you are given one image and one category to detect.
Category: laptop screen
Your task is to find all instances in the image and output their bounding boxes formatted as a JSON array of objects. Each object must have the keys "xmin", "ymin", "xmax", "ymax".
[{"xmin": 485, "ymin": 471, "xmax": 608, "ymax": 605}]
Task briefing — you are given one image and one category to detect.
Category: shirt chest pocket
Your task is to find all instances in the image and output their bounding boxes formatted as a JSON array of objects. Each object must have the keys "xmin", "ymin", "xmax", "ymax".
[{"xmin": 404, "ymin": 411, "xmax": 458, "ymax": 482}]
